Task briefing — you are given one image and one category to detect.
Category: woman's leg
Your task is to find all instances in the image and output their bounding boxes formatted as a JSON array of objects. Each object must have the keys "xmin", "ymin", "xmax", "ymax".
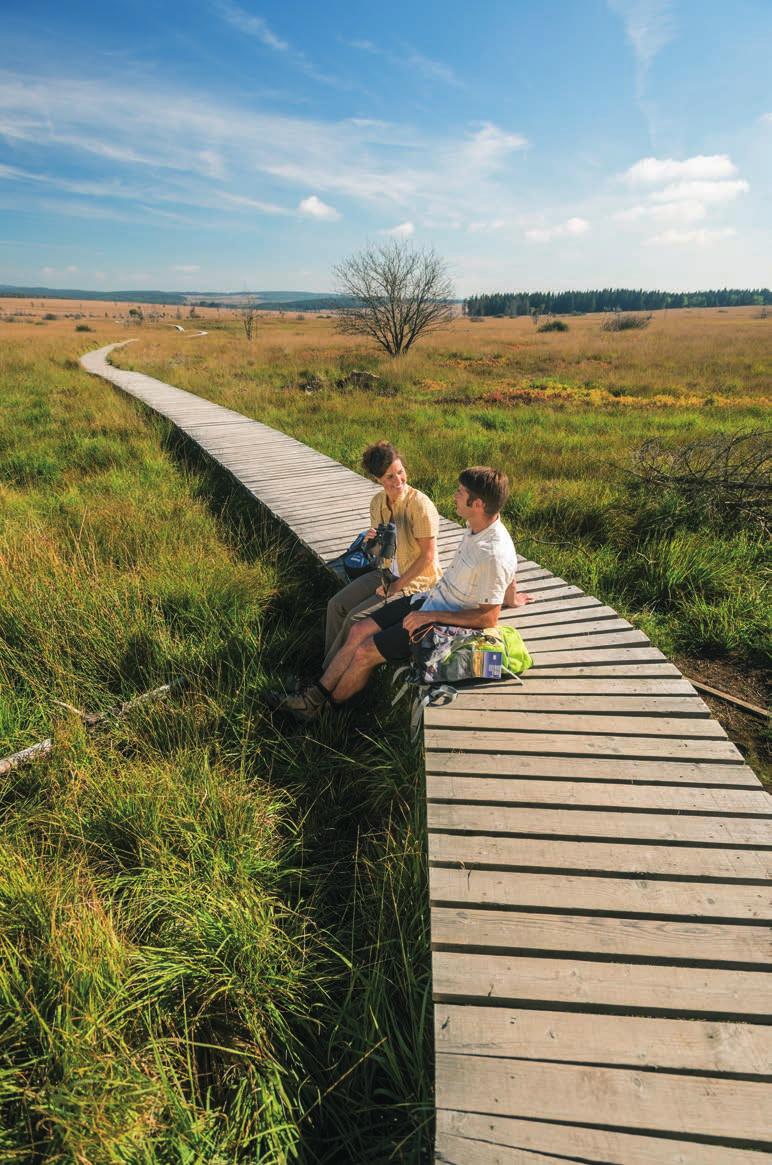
[{"xmin": 324, "ymin": 572, "xmax": 380, "ymax": 663}]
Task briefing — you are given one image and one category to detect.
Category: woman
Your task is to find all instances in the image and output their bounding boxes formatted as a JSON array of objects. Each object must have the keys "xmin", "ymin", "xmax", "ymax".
[{"xmin": 323, "ymin": 440, "xmax": 442, "ymax": 669}]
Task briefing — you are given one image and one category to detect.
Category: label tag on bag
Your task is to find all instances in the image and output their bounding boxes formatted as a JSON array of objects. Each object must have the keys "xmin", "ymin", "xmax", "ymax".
[{"xmin": 473, "ymin": 648, "xmax": 503, "ymax": 679}]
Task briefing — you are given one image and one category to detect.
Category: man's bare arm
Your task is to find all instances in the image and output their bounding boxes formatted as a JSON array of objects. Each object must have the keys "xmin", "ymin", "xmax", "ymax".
[
  {"xmin": 403, "ymin": 603, "xmax": 500, "ymax": 635},
  {"xmin": 504, "ymin": 578, "xmax": 533, "ymax": 608}
]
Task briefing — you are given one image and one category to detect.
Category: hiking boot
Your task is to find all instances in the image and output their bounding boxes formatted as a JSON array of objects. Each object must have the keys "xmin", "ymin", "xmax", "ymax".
[{"xmin": 265, "ymin": 683, "xmax": 329, "ymax": 724}]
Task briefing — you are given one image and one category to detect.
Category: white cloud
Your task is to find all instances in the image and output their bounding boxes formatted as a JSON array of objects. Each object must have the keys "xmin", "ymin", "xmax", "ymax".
[
  {"xmin": 648, "ymin": 227, "xmax": 736, "ymax": 246},
  {"xmin": 41, "ymin": 264, "xmax": 78, "ymax": 276},
  {"xmin": 298, "ymin": 194, "xmax": 341, "ymax": 220},
  {"xmin": 650, "ymin": 179, "xmax": 749, "ymax": 204},
  {"xmin": 763, "ymin": 113, "xmax": 772, "ymax": 124},
  {"xmin": 383, "ymin": 221, "xmax": 414, "ymax": 238},
  {"xmin": 171, "ymin": 264, "xmax": 200, "ymax": 272},
  {"xmin": 526, "ymin": 216, "xmax": 590, "ymax": 243},
  {"xmin": 462, "ymin": 123, "xmax": 528, "ymax": 171},
  {"xmin": 624, "ymin": 154, "xmax": 737, "ymax": 184}
]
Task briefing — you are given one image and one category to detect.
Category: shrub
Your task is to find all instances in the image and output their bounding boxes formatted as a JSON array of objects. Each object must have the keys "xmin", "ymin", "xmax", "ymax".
[
  {"xmin": 537, "ymin": 319, "xmax": 569, "ymax": 332},
  {"xmin": 43, "ymin": 313, "xmax": 57, "ymax": 320},
  {"xmin": 75, "ymin": 324, "xmax": 94, "ymax": 332},
  {"xmin": 601, "ymin": 313, "xmax": 651, "ymax": 331}
]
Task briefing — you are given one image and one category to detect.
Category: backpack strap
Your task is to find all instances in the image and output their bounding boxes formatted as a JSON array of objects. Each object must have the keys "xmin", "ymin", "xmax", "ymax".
[{"xmin": 409, "ymin": 683, "xmax": 458, "ymax": 741}]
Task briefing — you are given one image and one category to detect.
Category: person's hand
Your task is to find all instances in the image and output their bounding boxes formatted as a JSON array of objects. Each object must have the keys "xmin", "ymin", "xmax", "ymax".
[
  {"xmin": 375, "ymin": 584, "xmax": 386, "ymax": 597},
  {"xmin": 365, "ymin": 528, "xmax": 377, "ymax": 541},
  {"xmin": 513, "ymin": 592, "xmax": 534, "ymax": 606},
  {"xmin": 403, "ymin": 609, "xmax": 432, "ymax": 635}
]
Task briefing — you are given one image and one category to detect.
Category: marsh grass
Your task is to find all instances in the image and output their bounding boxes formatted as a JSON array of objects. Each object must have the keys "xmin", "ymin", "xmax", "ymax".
[{"xmin": 0, "ymin": 330, "xmax": 434, "ymax": 1161}]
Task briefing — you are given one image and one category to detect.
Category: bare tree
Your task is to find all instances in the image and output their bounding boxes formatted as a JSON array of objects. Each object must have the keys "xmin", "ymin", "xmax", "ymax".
[
  {"xmin": 333, "ymin": 240, "xmax": 454, "ymax": 356},
  {"xmin": 241, "ymin": 298, "xmax": 258, "ymax": 341}
]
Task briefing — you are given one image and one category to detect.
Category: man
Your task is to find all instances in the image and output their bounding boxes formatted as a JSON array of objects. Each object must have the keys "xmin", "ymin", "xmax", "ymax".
[{"xmin": 271, "ymin": 466, "xmax": 526, "ymax": 723}]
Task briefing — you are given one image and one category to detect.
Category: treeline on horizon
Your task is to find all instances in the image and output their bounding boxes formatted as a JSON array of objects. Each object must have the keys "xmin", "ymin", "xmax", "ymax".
[{"xmin": 464, "ymin": 287, "xmax": 772, "ymax": 317}]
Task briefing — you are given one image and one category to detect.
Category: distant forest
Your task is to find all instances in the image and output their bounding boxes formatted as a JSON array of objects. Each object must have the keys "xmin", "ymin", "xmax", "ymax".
[{"xmin": 464, "ymin": 288, "xmax": 772, "ymax": 317}]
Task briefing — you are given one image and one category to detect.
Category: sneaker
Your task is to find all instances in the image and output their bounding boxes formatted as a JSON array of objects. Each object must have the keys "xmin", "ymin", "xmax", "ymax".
[{"xmin": 265, "ymin": 684, "xmax": 328, "ymax": 724}]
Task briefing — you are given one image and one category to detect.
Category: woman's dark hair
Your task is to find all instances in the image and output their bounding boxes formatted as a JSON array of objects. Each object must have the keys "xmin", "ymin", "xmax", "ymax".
[
  {"xmin": 459, "ymin": 466, "xmax": 509, "ymax": 515},
  {"xmin": 362, "ymin": 440, "xmax": 404, "ymax": 479}
]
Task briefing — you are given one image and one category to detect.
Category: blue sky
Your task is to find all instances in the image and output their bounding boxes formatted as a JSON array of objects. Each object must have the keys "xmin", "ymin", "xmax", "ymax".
[{"xmin": 0, "ymin": 0, "xmax": 770, "ymax": 295}]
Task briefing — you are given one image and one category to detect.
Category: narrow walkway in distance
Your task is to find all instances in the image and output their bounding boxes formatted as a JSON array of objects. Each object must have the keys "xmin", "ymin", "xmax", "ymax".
[{"xmin": 82, "ymin": 343, "xmax": 771, "ymax": 1165}]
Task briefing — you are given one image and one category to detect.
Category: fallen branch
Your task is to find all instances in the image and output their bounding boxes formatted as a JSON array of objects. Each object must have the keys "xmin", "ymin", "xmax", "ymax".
[
  {"xmin": 0, "ymin": 680, "xmax": 186, "ymax": 777},
  {"xmin": 683, "ymin": 676, "xmax": 770, "ymax": 721}
]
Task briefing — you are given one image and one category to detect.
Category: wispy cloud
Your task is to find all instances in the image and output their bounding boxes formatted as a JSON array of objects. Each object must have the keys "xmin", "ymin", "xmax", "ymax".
[
  {"xmin": 0, "ymin": 71, "xmax": 530, "ymax": 233},
  {"xmin": 344, "ymin": 37, "xmax": 462, "ymax": 87},
  {"xmin": 615, "ymin": 200, "xmax": 706, "ymax": 224},
  {"xmin": 298, "ymin": 194, "xmax": 340, "ymax": 220},
  {"xmin": 526, "ymin": 217, "xmax": 590, "ymax": 243},
  {"xmin": 218, "ymin": 4, "xmax": 288, "ymax": 51},
  {"xmin": 647, "ymin": 227, "xmax": 736, "ymax": 246},
  {"xmin": 217, "ymin": 3, "xmax": 345, "ymax": 87},
  {"xmin": 608, "ymin": 0, "xmax": 675, "ymax": 93},
  {"xmin": 171, "ymin": 264, "xmax": 200, "ymax": 272}
]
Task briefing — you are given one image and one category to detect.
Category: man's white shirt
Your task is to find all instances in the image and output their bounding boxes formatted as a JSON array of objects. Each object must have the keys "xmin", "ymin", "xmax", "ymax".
[{"xmin": 418, "ymin": 518, "xmax": 516, "ymax": 613}]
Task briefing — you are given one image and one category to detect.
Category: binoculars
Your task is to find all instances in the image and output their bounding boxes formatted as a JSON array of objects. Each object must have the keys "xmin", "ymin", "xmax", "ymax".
[{"xmin": 364, "ymin": 521, "xmax": 397, "ymax": 564}]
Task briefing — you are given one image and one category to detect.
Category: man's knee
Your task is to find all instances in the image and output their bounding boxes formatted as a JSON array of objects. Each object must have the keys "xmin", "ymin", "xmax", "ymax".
[
  {"xmin": 353, "ymin": 636, "xmax": 383, "ymax": 668},
  {"xmin": 347, "ymin": 617, "xmax": 376, "ymax": 646}
]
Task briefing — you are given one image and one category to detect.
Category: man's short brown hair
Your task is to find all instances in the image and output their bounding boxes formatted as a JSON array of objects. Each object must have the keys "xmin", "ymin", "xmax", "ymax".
[{"xmin": 459, "ymin": 466, "xmax": 509, "ymax": 516}]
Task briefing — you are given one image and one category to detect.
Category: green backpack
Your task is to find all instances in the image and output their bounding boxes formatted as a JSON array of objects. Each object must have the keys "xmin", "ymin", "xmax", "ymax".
[{"xmin": 408, "ymin": 623, "xmax": 532, "ymax": 685}]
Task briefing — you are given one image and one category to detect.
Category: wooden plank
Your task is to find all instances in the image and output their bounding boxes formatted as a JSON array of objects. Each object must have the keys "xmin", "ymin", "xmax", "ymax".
[
  {"xmin": 429, "ymin": 867, "xmax": 771, "ymax": 921},
  {"xmin": 427, "ymin": 802, "xmax": 772, "ymax": 846},
  {"xmin": 433, "ymin": 1004, "xmax": 772, "ymax": 1073},
  {"xmin": 510, "ymin": 677, "xmax": 697, "ymax": 694},
  {"xmin": 433, "ymin": 950, "xmax": 772, "ymax": 1017},
  {"xmin": 529, "ymin": 631, "xmax": 653, "ymax": 652},
  {"xmin": 430, "ymin": 906, "xmax": 772, "ymax": 965},
  {"xmin": 504, "ymin": 596, "xmax": 603, "ymax": 618},
  {"xmin": 428, "ymin": 833, "xmax": 772, "ymax": 880},
  {"xmin": 424, "ymin": 750, "xmax": 758, "ymax": 786},
  {"xmin": 441, "ymin": 694, "xmax": 711, "ymax": 716},
  {"xmin": 516, "ymin": 618, "xmax": 642, "ymax": 640},
  {"xmin": 527, "ymin": 662, "xmax": 683, "ymax": 677},
  {"xmin": 528, "ymin": 649, "xmax": 668, "ymax": 666},
  {"xmin": 436, "ymin": 1133, "xmax": 568, "ymax": 1164},
  {"xmin": 425, "ymin": 711, "xmax": 727, "ymax": 739},
  {"xmin": 434, "ymin": 1055, "xmax": 772, "ymax": 1143},
  {"xmin": 426, "ymin": 776, "xmax": 769, "ymax": 814},
  {"xmin": 436, "ymin": 1111, "xmax": 772, "ymax": 1165},
  {"xmin": 503, "ymin": 604, "xmax": 615, "ymax": 627},
  {"xmin": 424, "ymin": 728, "xmax": 743, "ymax": 762}
]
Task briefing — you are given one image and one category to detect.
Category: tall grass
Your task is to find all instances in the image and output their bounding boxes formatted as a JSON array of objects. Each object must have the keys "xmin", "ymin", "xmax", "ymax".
[{"xmin": 0, "ymin": 332, "xmax": 434, "ymax": 1161}]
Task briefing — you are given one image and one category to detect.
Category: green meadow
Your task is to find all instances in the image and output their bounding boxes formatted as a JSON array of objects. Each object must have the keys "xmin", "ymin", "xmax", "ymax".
[{"xmin": 0, "ymin": 303, "xmax": 769, "ymax": 1160}]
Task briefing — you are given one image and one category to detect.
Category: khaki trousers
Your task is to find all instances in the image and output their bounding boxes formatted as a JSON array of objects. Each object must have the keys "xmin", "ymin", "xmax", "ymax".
[{"xmin": 323, "ymin": 570, "xmax": 402, "ymax": 670}]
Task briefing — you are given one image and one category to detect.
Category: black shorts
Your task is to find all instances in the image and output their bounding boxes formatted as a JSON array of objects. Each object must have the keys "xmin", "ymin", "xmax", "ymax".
[{"xmin": 371, "ymin": 594, "xmax": 426, "ymax": 662}]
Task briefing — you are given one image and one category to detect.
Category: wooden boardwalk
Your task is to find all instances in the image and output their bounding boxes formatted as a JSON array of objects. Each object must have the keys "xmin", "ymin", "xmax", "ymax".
[{"xmin": 82, "ymin": 344, "xmax": 772, "ymax": 1164}]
